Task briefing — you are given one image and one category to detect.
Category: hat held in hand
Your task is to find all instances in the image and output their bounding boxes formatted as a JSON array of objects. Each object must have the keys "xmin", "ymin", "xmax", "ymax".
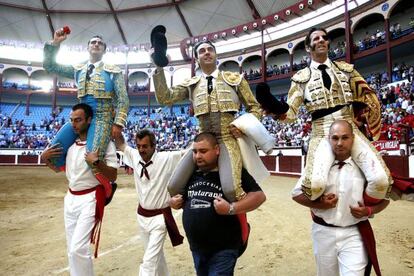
[
  {"xmin": 150, "ymin": 25, "xmax": 168, "ymax": 67},
  {"xmin": 255, "ymin": 82, "xmax": 289, "ymax": 115}
]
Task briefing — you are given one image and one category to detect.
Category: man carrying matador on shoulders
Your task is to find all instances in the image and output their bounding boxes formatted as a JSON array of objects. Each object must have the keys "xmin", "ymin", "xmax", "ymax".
[
  {"xmin": 257, "ymin": 27, "xmax": 392, "ymax": 204},
  {"xmin": 43, "ymin": 26, "xmax": 129, "ymax": 198},
  {"xmin": 150, "ymin": 26, "xmax": 274, "ymax": 203}
]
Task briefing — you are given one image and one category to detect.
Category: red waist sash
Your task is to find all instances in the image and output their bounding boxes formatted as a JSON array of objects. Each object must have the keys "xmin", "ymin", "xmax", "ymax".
[
  {"xmin": 69, "ymin": 187, "xmax": 96, "ymax": 195},
  {"xmin": 69, "ymin": 185, "xmax": 105, "ymax": 258},
  {"xmin": 137, "ymin": 205, "xmax": 184, "ymax": 247}
]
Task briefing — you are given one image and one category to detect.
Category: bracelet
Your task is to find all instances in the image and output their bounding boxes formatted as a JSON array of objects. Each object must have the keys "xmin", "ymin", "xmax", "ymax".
[
  {"xmin": 228, "ymin": 203, "xmax": 236, "ymax": 215},
  {"xmin": 366, "ymin": 206, "xmax": 373, "ymax": 217}
]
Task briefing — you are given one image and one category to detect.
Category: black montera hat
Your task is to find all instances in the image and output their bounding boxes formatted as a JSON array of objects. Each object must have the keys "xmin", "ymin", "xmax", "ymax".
[
  {"xmin": 255, "ymin": 82, "xmax": 289, "ymax": 115},
  {"xmin": 150, "ymin": 25, "xmax": 168, "ymax": 67}
]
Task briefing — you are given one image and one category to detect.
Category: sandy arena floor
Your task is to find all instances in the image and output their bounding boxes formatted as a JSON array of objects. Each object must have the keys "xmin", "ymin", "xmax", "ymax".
[{"xmin": 0, "ymin": 166, "xmax": 413, "ymax": 275}]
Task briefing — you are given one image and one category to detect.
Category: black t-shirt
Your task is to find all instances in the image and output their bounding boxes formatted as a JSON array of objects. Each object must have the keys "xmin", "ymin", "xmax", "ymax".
[{"xmin": 182, "ymin": 168, "xmax": 262, "ymax": 254}]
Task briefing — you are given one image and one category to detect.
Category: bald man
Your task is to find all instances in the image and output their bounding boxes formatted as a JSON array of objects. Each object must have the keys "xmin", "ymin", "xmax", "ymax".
[{"xmin": 292, "ymin": 120, "xmax": 389, "ymax": 276}]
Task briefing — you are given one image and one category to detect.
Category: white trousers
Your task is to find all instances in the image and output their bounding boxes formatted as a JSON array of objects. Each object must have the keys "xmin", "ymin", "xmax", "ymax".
[
  {"xmin": 137, "ymin": 213, "xmax": 169, "ymax": 276},
  {"xmin": 64, "ymin": 191, "xmax": 96, "ymax": 276},
  {"xmin": 312, "ymin": 223, "xmax": 368, "ymax": 276}
]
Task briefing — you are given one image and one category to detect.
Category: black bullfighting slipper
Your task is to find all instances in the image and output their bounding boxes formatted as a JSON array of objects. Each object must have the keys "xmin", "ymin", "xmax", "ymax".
[{"xmin": 150, "ymin": 25, "xmax": 169, "ymax": 67}]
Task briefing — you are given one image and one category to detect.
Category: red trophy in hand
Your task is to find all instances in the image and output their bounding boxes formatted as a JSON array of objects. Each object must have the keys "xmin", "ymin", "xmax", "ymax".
[{"xmin": 62, "ymin": 26, "xmax": 71, "ymax": 35}]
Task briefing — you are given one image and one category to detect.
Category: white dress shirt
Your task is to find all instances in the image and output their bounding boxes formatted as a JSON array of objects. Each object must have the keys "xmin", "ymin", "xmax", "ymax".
[
  {"xmin": 66, "ymin": 140, "xmax": 118, "ymax": 191},
  {"xmin": 86, "ymin": 60, "xmax": 103, "ymax": 77},
  {"xmin": 202, "ymin": 68, "xmax": 219, "ymax": 88},
  {"xmin": 123, "ymin": 146, "xmax": 182, "ymax": 209},
  {"xmin": 292, "ymin": 157, "xmax": 367, "ymax": 227},
  {"xmin": 310, "ymin": 59, "xmax": 334, "ymax": 83}
]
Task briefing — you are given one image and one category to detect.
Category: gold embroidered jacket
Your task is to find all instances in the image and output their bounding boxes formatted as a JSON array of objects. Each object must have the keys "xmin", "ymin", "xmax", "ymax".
[
  {"xmin": 283, "ymin": 60, "xmax": 381, "ymax": 140},
  {"xmin": 153, "ymin": 69, "xmax": 261, "ymax": 119},
  {"xmin": 43, "ymin": 44, "xmax": 129, "ymax": 127}
]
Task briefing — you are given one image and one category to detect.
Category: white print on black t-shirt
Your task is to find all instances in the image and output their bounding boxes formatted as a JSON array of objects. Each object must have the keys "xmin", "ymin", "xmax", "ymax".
[
  {"xmin": 188, "ymin": 181, "xmax": 222, "ymax": 191},
  {"xmin": 188, "ymin": 190, "xmax": 223, "ymax": 200},
  {"xmin": 190, "ymin": 199, "xmax": 211, "ymax": 209},
  {"xmin": 187, "ymin": 180, "xmax": 223, "ymax": 209}
]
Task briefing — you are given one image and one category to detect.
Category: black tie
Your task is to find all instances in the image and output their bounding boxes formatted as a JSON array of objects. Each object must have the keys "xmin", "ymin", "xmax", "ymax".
[
  {"xmin": 335, "ymin": 161, "xmax": 346, "ymax": 169},
  {"xmin": 318, "ymin": 64, "xmax": 331, "ymax": 90},
  {"xmin": 139, "ymin": 160, "xmax": 153, "ymax": 180},
  {"xmin": 86, "ymin": 64, "xmax": 95, "ymax": 81},
  {"xmin": 206, "ymin": 76, "xmax": 213, "ymax": 94}
]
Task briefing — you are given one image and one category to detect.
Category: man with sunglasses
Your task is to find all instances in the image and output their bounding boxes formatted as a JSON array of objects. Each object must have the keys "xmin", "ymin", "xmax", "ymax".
[
  {"xmin": 152, "ymin": 40, "xmax": 263, "ymax": 203},
  {"xmin": 267, "ymin": 27, "xmax": 392, "ymax": 205},
  {"xmin": 43, "ymin": 28, "xmax": 129, "ymax": 199}
]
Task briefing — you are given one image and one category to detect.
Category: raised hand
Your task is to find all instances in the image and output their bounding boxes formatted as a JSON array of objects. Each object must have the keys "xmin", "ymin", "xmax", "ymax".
[{"xmin": 51, "ymin": 27, "xmax": 69, "ymax": 46}]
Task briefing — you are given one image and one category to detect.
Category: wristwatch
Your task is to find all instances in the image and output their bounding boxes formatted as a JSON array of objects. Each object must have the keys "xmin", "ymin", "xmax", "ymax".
[
  {"xmin": 228, "ymin": 203, "xmax": 236, "ymax": 215},
  {"xmin": 92, "ymin": 159, "xmax": 100, "ymax": 166}
]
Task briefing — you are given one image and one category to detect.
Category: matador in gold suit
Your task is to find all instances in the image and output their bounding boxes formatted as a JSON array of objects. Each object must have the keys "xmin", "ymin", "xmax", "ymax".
[
  {"xmin": 276, "ymin": 28, "xmax": 392, "ymax": 203},
  {"xmin": 153, "ymin": 41, "xmax": 262, "ymax": 202}
]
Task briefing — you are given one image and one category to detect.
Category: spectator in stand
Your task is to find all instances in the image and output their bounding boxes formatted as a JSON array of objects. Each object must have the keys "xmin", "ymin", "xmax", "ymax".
[
  {"xmin": 390, "ymin": 24, "xmax": 395, "ymax": 36},
  {"xmin": 395, "ymin": 23, "xmax": 402, "ymax": 35}
]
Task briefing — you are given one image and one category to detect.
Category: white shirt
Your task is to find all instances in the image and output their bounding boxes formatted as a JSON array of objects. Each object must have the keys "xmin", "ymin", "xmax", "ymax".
[
  {"xmin": 292, "ymin": 157, "xmax": 366, "ymax": 227},
  {"xmin": 86, "ymin": 60, "xmax": 103, "ymax": 78},
  {"xmin": 123, "ymin": 145, "xmax": 182, "ymax": 210},
  {"xmin": 310, "ymin": 59, "xmax": 334, "ymax": 83},
  {"xmin": 66, "ymin": 140, "xmax": 119, "ymax": 191},
  {"xmin": 402, "ymin": 99, "xmax": 409, "ymax": 110},
  {"xmin": 202, "ymin": 68, "xmax": 219, "ymax": 88}
]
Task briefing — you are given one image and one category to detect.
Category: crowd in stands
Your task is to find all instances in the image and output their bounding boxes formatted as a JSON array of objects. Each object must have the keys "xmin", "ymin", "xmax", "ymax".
[
  {"xmin": 2, "ymin": 81, "xmax": 41, "ymax": 90},
  {"xmin": 390, "ymin": 19, "xmax": 414, "ymax": 40},
  {"xmin": 244, "ymin": 41, "xmax": 347, "ymax": 80},
  {"xmin": 266, "ymin": 64, "xmax": 291, "ymax": 77},
  {"xmin": 58, "ymin": 81, "xmax": 76, "ymax": 89},
  {"xmin": 261, "ymin": 106, "xmax": 311, "ymax": 150},
  {"xmin": 244, "ymin": 59, "xmax": 308, "ymax": 80},
  {"xmin": 0, "ymin": 106, "xmax": 64, "ymax": 149},
  {"xmin": 354, "ymin": 30, "xmax": 386, "ymax": 52},
  {"xmin": 1, "ymin": 24, "xmax": 414, "ymax": 153},
  {"xmin": 2, "ymin": 67, "xmax": 414, "ymax": 152},
  {"xmin": 365, "ymin": 65, "xmax": 414, "ymax": 143},
  {"xmin": 292, "ymin": 58, "xmax": 309, "ymax": 71},
  {"xmin": 124, "ymin": 108, "xmax": 198, "ymax": 150},
  {"xmin": 353, "ymin": 21, "xmax": 413, "ymax": 53},
  {"xmin": 0, "ymin": 105, "xmax": 198, "ymax": 151},
  {"xmin": 2, "ymin": 67, "xmax": 414, "ymax": 153},
  {"xmin": 328, "ymin": 41, "xmax": 346, "ymax": 60},
  {"xmin": 391, "ymin": 63, "xmax": 414, "ymax": 82},
  {"xmin": 0, "ymin": 118, "xmax": 57, "ymax": 149},
  {"xmin": 129, "ymin": 82, "xmax": 149, "ymax": 93},
  {"xmin": 244, "ymin": 68, "xmax": 262, "ymax": 80}
]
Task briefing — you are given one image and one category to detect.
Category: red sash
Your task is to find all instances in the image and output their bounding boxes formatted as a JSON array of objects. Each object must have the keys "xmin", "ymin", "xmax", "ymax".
[
  {"xmin": 69, "ymin": 185, "xmax": 106, "ymax": 258},
  {"xmin": 312, "ymin": 214, "xmax": 381, "ymax": 276},
  {"xmin": 137, "ymin": 205, "xmax": 184, "ymax": 246}
]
